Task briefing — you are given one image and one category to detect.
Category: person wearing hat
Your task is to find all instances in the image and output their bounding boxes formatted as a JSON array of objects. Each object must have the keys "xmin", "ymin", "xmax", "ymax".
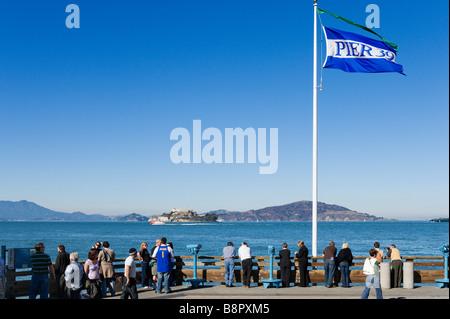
[{"xmin": 120, "ymin": 248, "xmax": 138, "ymax": 299}]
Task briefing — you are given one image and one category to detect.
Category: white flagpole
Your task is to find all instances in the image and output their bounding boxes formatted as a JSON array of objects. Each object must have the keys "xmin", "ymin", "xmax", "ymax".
[{"xmin": 312, "ymin": 0, "xmax": 318, "ymax": 257}]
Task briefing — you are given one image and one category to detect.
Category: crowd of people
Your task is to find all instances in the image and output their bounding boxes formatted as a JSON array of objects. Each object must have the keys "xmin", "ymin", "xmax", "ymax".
[
  {"xmin": 26, "ymin": 237, "xmax": 176, "ymax": 300},
  {"xmin": 22, "ymin": 239, "xmax": 402, "ymax": 300}
]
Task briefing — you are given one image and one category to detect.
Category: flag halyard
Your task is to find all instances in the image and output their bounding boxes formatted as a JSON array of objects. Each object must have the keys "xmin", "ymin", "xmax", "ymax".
[{"xmin": 317, "ymin": 7, "xmax": 398, "ymax": 51}]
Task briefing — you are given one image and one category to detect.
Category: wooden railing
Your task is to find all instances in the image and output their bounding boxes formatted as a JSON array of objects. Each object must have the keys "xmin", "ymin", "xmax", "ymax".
[{"xmin": 4, "ymin": 255, "xmax": 446, "ymax": 298}]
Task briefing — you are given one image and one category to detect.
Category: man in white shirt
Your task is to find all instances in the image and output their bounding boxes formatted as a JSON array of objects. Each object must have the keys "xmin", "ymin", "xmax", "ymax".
[
  {"xmin": 238, "ymin": 242, "xmax": 252, "ymax": 288},
  {"xmin": 121, "ymin": 248, "xmax": 138, "ymax": 299}
]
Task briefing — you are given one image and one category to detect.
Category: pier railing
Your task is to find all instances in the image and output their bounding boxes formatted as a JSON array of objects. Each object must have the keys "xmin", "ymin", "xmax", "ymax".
[{"xmin": 4, "ymin": 255, "xmax": 446, "ymax": 298}]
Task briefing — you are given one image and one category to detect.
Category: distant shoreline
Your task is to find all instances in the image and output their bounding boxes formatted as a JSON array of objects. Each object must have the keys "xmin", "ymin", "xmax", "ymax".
[{"xmin": 0, "ymin": 219, "xmax": 440, "ymax": 223}]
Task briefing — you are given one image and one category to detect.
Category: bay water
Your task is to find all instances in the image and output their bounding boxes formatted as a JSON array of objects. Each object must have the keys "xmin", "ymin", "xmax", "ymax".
[{"xmin": 1, "ymin": 221, "xmax": 448, "ymax": 260}]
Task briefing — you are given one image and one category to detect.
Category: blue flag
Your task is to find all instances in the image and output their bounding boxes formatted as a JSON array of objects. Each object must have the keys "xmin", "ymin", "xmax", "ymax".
[{"xmin": 323, "ymin": 26, "xmax": 404, "ymax": 75}]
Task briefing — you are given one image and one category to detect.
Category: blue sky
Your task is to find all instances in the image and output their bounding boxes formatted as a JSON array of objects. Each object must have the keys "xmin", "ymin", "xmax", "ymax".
[{"xmin": 0, "ymin": 0, "xmax": 448, "ymax": 220}]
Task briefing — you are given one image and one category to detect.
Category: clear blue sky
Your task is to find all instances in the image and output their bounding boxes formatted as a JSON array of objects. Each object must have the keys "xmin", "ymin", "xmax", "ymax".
[{"xmin": 0, "ymin": 0, "xmax": 448, "ymax": 220}]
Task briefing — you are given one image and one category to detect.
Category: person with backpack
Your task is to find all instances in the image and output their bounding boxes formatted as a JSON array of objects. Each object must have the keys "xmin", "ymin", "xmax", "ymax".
[
  {"xmin": 361, "ymin": 248, "xmax": 383, "ymax": 299},
  {"xmin": 151, "ymin": 237, "xmax": 174, "ymax": 294}
]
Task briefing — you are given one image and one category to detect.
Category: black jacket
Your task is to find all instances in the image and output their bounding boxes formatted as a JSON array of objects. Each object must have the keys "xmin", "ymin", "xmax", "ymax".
[
  {"xmin": 336, "ymin": 248, "xmax": 353, "ymax": 265},
  {"xmin": 279, "ymin": 249, "xmax": 291, "ymax": 265},
  {"xmin": 54, "ymin": 251, "xmax": 70, "ymax": 276},
  {"xmin": 296, "ymin": 246, "xmax": 309, "ymax": 263}
]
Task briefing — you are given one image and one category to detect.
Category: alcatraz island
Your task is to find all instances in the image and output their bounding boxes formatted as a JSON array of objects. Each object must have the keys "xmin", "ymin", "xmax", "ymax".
[{"xmin": 148, "ymin": 208, "xmax": 219, "ymax": 223}]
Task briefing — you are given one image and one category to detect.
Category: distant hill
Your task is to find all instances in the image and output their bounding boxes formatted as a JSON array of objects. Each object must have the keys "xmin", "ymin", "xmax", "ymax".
[
  {"xmin": 0, "ymin": 200, "xmax": 390, "ymax": 222},
  {"xmin": 116, "ymin": 213, "xmax": 149, "ymax": 222},
  {"xmin": 0, "ymin": 200, "xmax": 111, "ymax": 221},
  {"xmin": 212, "ymin": 201, "xmax": 390, "ymax": 222}
]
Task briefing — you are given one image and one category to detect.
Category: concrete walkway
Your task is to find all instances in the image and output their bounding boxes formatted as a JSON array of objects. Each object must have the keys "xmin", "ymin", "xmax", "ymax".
[{"xmin": 108, "ymin": 284, "xmax": 449, "ymax": 300}]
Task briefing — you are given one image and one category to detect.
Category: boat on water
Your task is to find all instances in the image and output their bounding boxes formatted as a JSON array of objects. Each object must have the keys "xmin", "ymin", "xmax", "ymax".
[
  {"xmin": 148, "ymin": 220, "xmax": 165, "ymax": 225},
  {"xmin": 430, "ymin": 218, "xmax": 449, "ymax": 223}
]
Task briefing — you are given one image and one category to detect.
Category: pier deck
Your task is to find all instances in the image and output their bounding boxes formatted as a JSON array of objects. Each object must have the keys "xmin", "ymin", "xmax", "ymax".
[
  {"xmin": 107, "ymin": 284, "xmax": 449, "ymax": 299},
  {"xmin": 4, "ymin": 255, "xmax": 448, "ymax": 299}
]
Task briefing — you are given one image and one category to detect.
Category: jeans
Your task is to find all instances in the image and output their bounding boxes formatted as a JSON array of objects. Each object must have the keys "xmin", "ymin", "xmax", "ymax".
[
  {"xmin": 156, "ymin": 272, "xmax": 171, "ymax": 293},
  {"xmin": 339, "ymin": 262, "xmax": 350, "ymax": 287},
  {"xmin": 168, "ymin": 263, "xmax": 175, "ymax": 286},
  {"xmin": 361, "ymin": 275, "xmax": 383, "ymax": 299},
  {"xmin": 141, "ymin": 261, "xmax": 151, "ymax": 287},
  {"xmin": 224, "ymin": 258, "xmax": 235, "ymax": 286},
  {"xmin": 102, "ymin": 277, "xmax": 116, "ymax": 297},
  {"xmin": 324, "ymin": 259, "xmax": 335, "ymax": 287},
  {"xmin": 0, "ymin": 276, "xmax": 5, "ymax": 299},
  {"xmin": 29, "ymin": 273, "xmax": 49, "ymax": 299}
]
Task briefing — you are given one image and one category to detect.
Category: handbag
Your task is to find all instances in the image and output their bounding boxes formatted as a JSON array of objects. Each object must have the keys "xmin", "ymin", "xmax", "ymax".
[{"xmin": 363, "ymin": 258, "xmax": 374, "ymax": 275}]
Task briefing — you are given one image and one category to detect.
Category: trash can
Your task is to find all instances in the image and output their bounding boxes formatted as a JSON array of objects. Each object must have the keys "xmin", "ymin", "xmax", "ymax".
[
  {"xmin": 403, "ymin": 261, "xmax": 414, "ymax": 289},
  {"xmin": 380, "ymin": 262, "xmax": 391, "ymax": 289}
]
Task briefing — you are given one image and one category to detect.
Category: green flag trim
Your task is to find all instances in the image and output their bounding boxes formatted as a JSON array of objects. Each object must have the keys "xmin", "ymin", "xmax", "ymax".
[{"xmin": 317, "ymin": 7, "xmax": 398, "ymax": 51}]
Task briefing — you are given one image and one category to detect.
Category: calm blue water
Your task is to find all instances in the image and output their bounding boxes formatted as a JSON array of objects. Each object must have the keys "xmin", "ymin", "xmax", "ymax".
[{"xmin": 0, "ymin": 221, "xmax": 448, "ymax": 260}]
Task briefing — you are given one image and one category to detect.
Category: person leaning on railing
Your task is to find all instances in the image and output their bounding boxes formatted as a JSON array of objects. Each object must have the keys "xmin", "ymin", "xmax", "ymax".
[
  {"xmin": 238, "ymin": 242, "xmax": 252, "ymax": 288},
  {"xmin": 295, "ymin": 241, "xmax": 309, "ymax": 287},
  {"xmin": 390, "ymin": 244, "xmax": 403, "ymax": 288},
  {"xmin": 223, "ymin": 242, "xmax": 236, "ymax": 287}
]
